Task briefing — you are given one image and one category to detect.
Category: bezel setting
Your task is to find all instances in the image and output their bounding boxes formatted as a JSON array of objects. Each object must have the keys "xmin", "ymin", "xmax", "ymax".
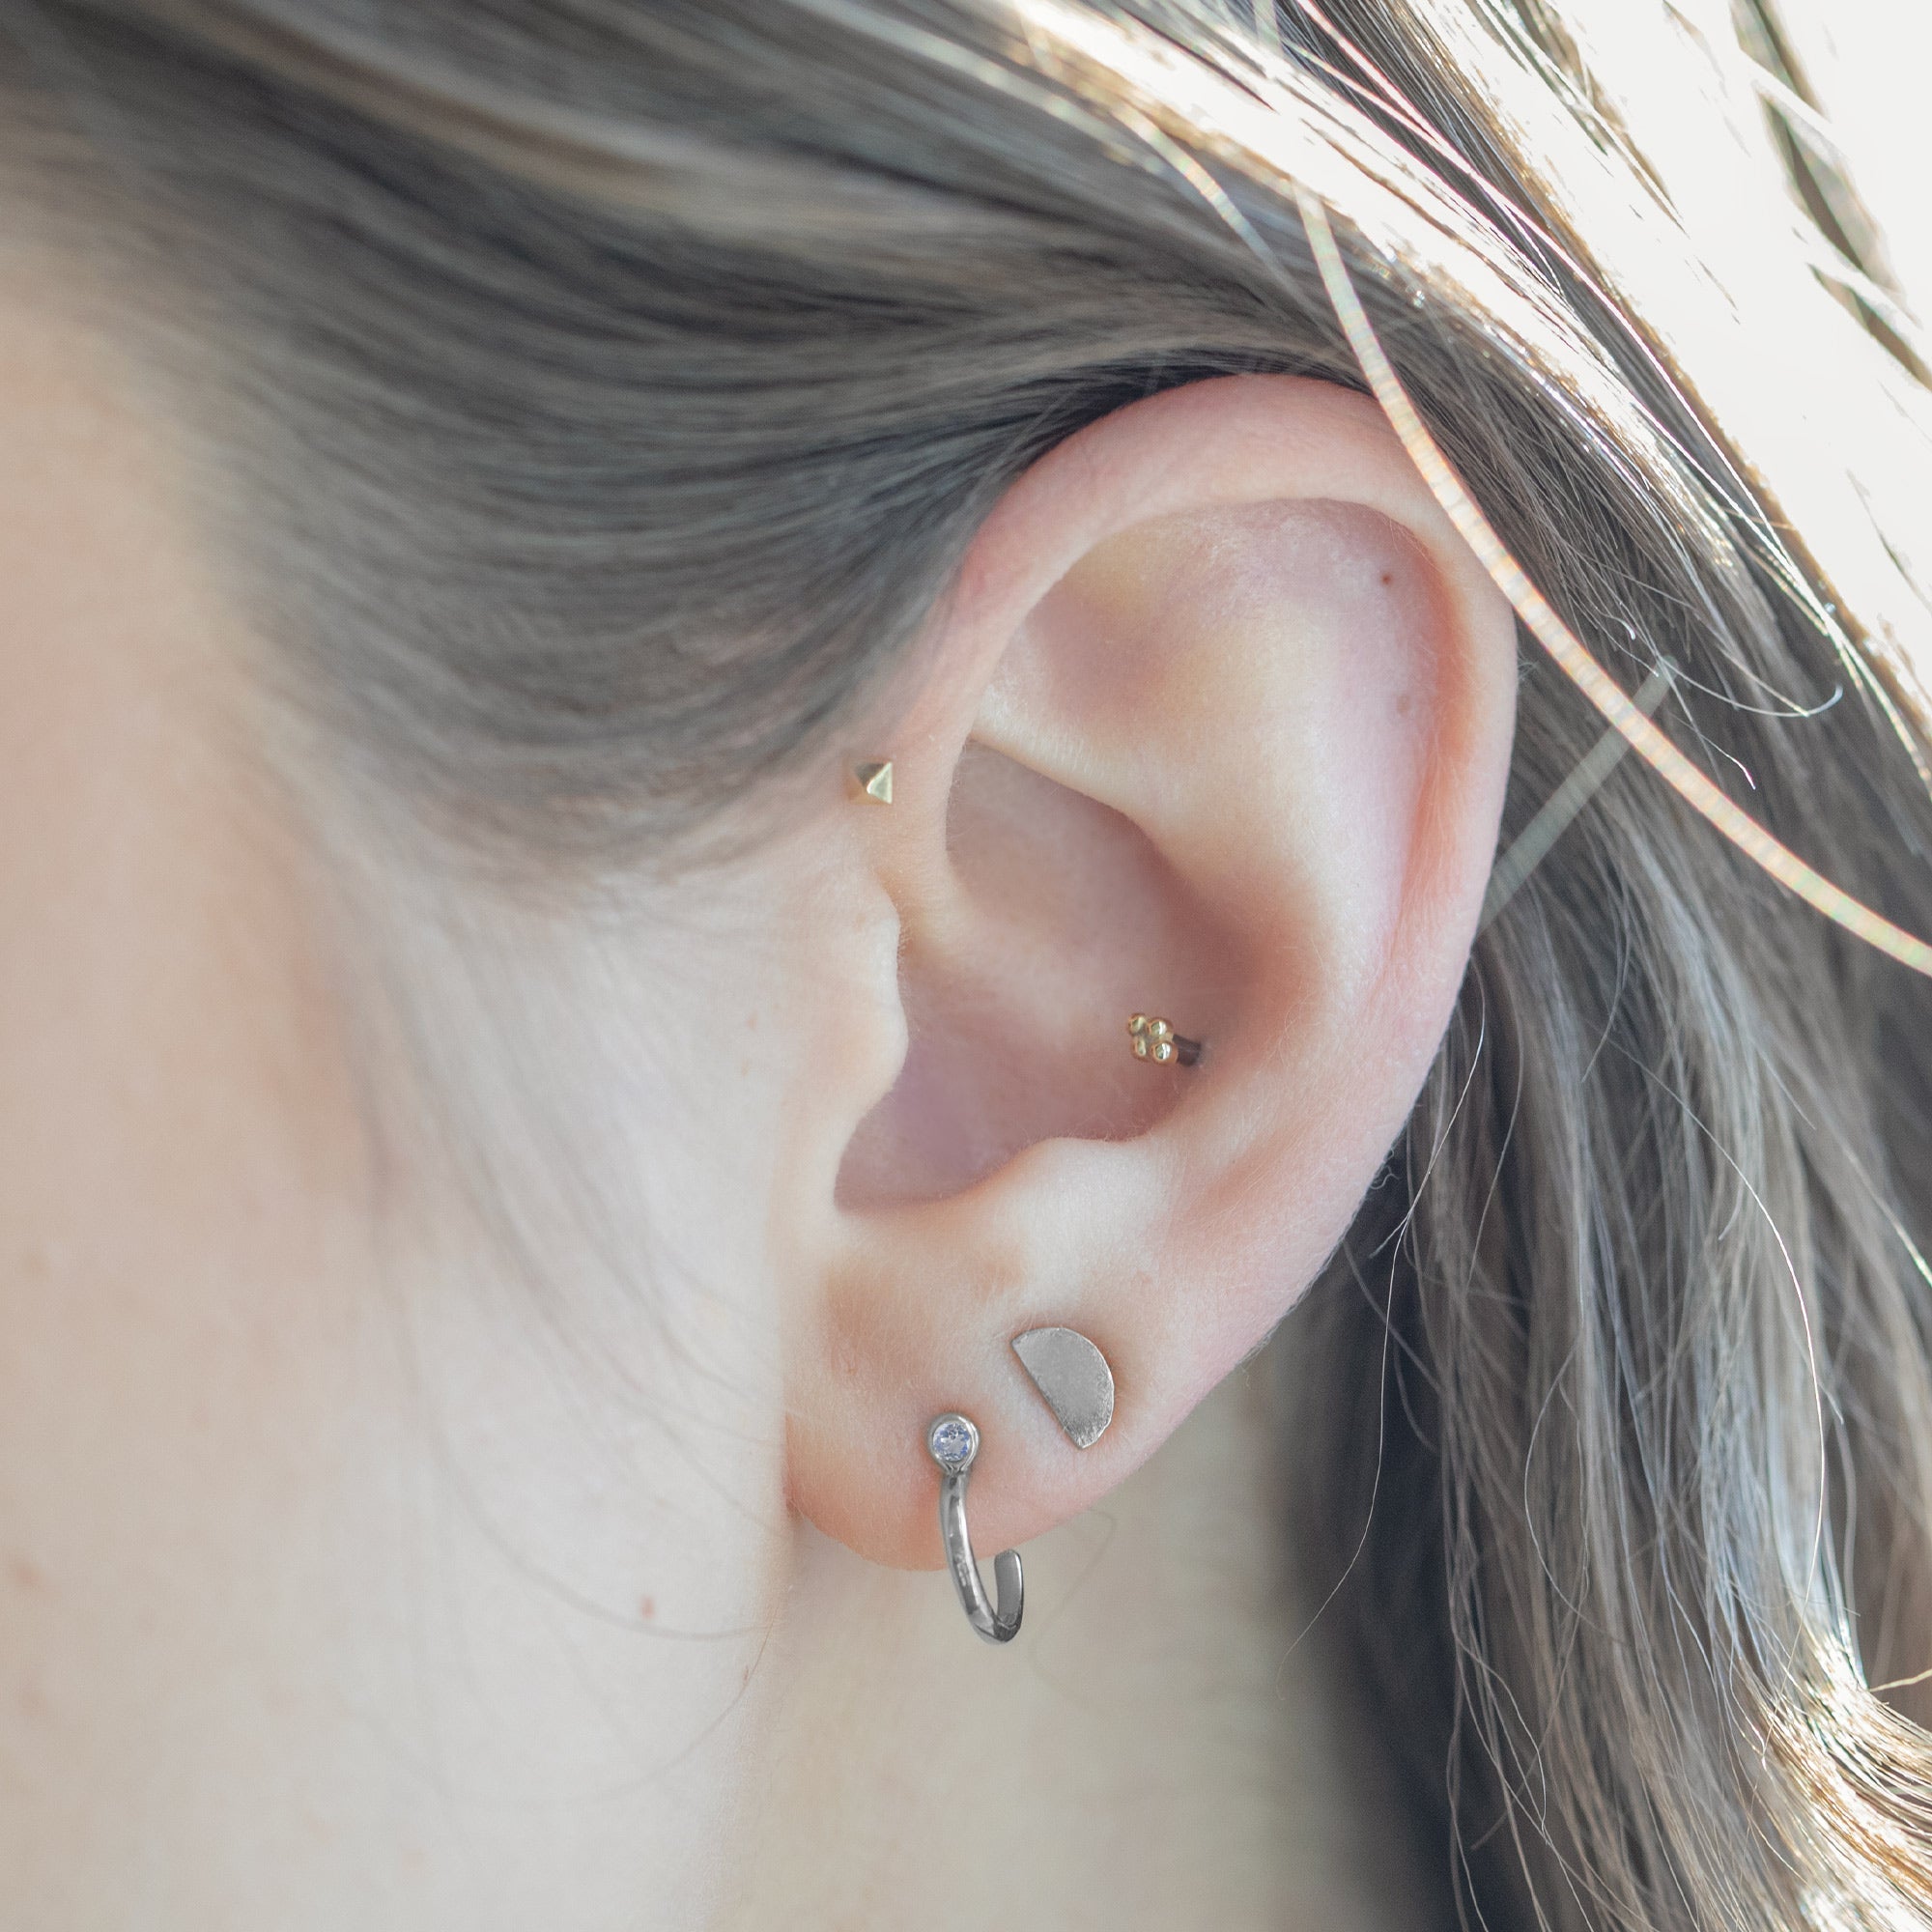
[{"xmin": 926, "ymin": 1412, "xmax": 980, "ymax": 1473}]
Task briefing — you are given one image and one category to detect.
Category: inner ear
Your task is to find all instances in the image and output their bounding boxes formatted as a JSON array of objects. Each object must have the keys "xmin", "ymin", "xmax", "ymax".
[{"xmin": 835, "ymin": 741, "xmax": 1244, "ymax": 1211}]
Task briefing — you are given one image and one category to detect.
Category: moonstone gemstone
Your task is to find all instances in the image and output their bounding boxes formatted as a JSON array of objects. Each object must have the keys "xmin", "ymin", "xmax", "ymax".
[{"xmin": 927, "ymin": 1416, "xmax": 976, "ymax": 1468}]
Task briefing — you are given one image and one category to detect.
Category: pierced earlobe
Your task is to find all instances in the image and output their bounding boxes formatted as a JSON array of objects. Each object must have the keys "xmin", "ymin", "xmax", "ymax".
[
  {"xmin": 1127, "ymin": 1013, "xmax": 1203, "ymax": 1066},
  {"xmin": 926, "ymin": 1329, "xmax": 1116, "ymax": 1644}
]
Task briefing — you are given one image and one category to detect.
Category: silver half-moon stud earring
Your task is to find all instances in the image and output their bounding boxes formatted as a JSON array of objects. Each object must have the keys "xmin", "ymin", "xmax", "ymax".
[
  {"xmin": 1011, "ymin": 1326, "xmax": 1116, "ymax": 1448},
  {"xmin": 925, "ymin": 1412, "xmax": 1022, "ymax": 1644}
]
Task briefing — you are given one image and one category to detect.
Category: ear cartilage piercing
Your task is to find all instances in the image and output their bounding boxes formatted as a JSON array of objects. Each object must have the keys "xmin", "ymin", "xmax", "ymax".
[
  {"xmin": 1127, "ymin": 1012, "xmax": 1203, "ymax": 1066},
  {"xmin": 853, "ymin": 759, "xmax": 895, "ymax": 805},
  {"xmin": 1011, "ymin": 1326, "xmax": 1116, "ymax": 1449},
  {"xmin": 926, "ymin": 1412, "xmax": 1022, "ymax": 1645}
]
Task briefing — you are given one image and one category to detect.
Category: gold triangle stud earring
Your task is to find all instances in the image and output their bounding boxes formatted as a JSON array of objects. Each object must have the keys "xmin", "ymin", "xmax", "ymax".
[{"xmin": 853, "ymin": 759, "xmax": 895, "ymax": 805}]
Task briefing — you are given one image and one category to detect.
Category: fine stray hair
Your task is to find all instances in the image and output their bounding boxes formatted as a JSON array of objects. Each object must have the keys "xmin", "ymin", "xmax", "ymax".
[{"xmin": 6, "ymin": 1, "xmax": 1932, "ymax": 1925}]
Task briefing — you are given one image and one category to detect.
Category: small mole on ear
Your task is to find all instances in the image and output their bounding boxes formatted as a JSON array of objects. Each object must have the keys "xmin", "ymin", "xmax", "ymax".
[
  {"xmin": 639, "ymin": 1594, "xmax": 656, "ymax": 1622},
  {"xmin": 1380, "ymin": 570, "xmax": 1393, "ymax": 585}
]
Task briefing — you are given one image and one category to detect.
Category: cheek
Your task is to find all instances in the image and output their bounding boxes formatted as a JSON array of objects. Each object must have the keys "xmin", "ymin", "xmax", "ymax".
[
  {"xmin": 0, "ymin": 359, "xmax": 383, "ymax": 1887},
  {"xmin": 0, "ymin": 257, "xmax": 375, "ymax": 1531}
]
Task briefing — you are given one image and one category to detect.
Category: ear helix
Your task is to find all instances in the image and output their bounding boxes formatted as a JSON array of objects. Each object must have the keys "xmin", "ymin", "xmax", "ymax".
[{"xmin": 925, "ymin": 1325, "xmax": 1117, "ymax": 1646}]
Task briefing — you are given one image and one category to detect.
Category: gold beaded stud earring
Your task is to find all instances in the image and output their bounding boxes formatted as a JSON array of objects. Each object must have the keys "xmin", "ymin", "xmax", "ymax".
[{"xmin": 1127, "ymin": 1013, "xmax": 1204, "ymax": 1066}]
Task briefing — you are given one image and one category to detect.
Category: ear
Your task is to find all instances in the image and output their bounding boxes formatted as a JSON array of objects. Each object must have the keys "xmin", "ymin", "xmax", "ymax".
[{"xmin": 781, "ymin": 375, "xmax": 1516, "ymax": 1569}]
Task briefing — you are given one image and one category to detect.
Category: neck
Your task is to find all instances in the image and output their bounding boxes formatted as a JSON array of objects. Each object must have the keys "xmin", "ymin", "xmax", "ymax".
[{"xmin": 724, "ymin": 1357, "xmax": 1423, "ymax": 1929}]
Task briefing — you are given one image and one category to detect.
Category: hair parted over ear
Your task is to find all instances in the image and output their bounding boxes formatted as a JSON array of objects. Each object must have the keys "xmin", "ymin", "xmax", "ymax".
[{"xmin": 780, "ymin": 375, "xmax": 1516, "ymax": 1570}]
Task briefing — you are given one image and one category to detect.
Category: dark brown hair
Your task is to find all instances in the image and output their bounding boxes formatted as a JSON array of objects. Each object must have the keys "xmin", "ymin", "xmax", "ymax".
[{"xmin": 8, "ymin": 3, "xmax": 1932, "ymax": 1922}]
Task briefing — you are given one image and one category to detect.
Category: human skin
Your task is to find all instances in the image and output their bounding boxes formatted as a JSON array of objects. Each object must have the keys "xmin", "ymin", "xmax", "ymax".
[{"xmin": 0, "ymin": 242, "xmax": 1514, "ymax": 1929}]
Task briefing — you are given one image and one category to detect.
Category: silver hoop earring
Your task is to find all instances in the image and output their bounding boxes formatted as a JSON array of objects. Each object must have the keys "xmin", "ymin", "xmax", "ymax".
[{"xmin": 925, "ymin": 1412, "xmax": 1022, "ymax": 1644}]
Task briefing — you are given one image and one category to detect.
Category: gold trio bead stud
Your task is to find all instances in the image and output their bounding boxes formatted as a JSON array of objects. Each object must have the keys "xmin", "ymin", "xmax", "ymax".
[{"xmin": 1127, "ymin": 1013, "xmax": 1204, "ymax": 1066}]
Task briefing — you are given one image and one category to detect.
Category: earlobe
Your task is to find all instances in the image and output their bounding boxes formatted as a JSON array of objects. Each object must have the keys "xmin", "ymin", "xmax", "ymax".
[{"xmin": 782, "ymin": 375, "xmax": 1517, "ymax": 1579}]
